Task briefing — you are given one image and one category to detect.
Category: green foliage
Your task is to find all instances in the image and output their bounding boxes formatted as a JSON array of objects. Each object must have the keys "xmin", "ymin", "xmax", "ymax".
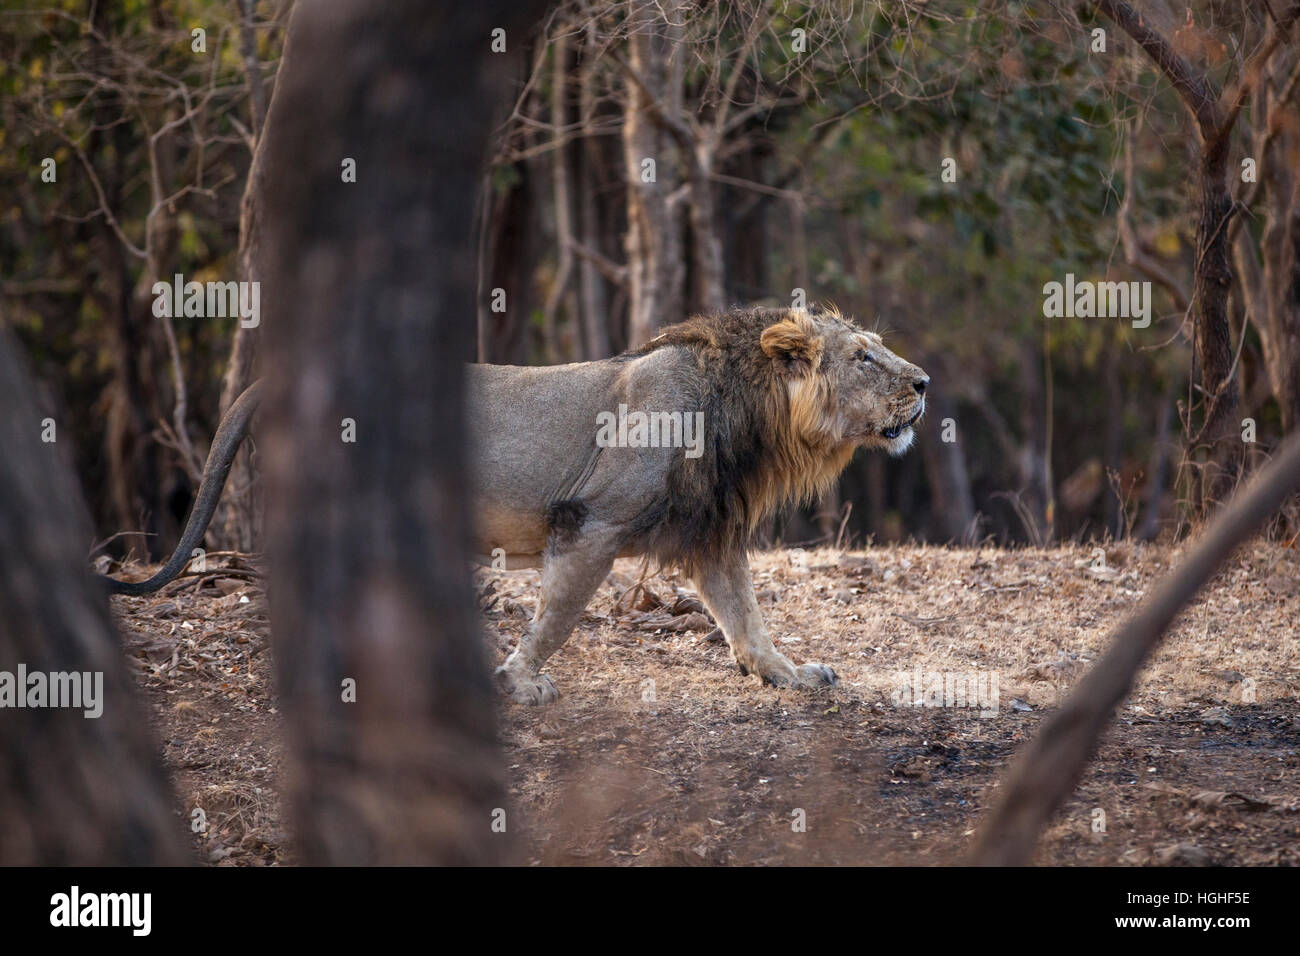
[{"xmin": 0, "ymin": 0, "xmax": 283, "ymax": 549}]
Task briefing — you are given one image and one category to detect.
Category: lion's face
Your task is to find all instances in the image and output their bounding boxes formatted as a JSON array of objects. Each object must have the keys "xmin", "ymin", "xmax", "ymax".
[{"xmin": 761, "ymin": 309, "xmax": 929, "ymax": 457}]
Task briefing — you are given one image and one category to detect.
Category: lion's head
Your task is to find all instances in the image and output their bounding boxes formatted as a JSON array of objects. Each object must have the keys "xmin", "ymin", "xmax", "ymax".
[
  {"xmin": 635, "ymin": 305, "xmax": 928, "ymax": 572},
  {"xmin": 759, "ymin": 307, "xmax": 929, "ymax": 459}
]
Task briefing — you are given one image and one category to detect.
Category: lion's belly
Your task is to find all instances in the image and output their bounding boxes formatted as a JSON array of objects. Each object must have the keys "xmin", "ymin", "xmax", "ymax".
[
  {"xmin": 474, "ymin": 501, "xmax": 549, "ymax": 558},
  {"xmin": 465, "ymin": 352, "xmax": 691, "ymax": 561}
]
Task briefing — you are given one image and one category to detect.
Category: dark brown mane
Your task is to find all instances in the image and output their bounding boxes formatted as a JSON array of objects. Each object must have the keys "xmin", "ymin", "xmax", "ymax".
[{"xmin": 624, "ymin": 307, "xmax": 855, "ymax": 574}]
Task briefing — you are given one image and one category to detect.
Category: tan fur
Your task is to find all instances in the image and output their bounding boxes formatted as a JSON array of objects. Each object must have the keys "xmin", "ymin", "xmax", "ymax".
[
  {"xmin": 102, "ymin": 309, "xmax": 926, "ymax": 698},
  {"xmin": 472, "ymin": 305, "xmax": 929, "ymax": 703}
]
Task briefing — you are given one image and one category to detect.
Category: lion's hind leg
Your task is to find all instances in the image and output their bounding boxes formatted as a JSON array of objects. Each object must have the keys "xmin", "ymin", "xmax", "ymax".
[
  {"xmin": 692, "ymin": 550, "xmax": 837, "ymax": 690},
  {"xmin": 495, "ymin": 520, "xmax": 621, "ymax": 705}
]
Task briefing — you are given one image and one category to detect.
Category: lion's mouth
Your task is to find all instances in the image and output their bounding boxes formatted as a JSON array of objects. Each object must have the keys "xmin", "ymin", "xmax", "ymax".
[{"xmin": 880, "ymin": 405, "xmax": 924, "ymax": 440}]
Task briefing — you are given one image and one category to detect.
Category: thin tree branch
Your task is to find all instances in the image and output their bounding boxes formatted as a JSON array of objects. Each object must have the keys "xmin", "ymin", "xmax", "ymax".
[
  {"xmin": 1117, "ymin": 115, "xmax": 1190, "ymax": 313},
  {"xmin": 1085, "ymin": 0, "xmax": 1222, "ymax": 139},
  {"xmin": 1218, "ymin": 1, "xmax": 1300, "ymax": 147},
  {"xmin": 973, "ymin": 432, "xmax": 1300, "ymax": 865},
  {"xmin": 567, "ymin": 238, "xmax": 628, "ymax": 286}
]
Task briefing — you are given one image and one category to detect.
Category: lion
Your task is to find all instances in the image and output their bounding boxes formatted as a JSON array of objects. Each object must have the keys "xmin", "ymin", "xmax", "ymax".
[{"xmin": 102, "ymin": 306, "xmax": 928, "ymax": 705}]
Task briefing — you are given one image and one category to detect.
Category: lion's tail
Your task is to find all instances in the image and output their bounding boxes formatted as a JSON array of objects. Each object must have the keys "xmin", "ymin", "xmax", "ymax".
[{"xmin": 102, "ymin": 379, "xmax": 264, "ymax": 595}]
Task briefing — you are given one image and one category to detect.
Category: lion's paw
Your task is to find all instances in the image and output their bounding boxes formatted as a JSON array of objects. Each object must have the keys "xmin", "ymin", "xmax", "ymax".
[
  {"xmin": 794, "ymin": 662, "xmax": 838, "ymax": 687},
  {"xmin": 495, "ymin": 666, "xmax": 560, "ymax": 706},
  {"xmin": 757, "ymin": 658, "xmax": 837, "ymax": 690}
]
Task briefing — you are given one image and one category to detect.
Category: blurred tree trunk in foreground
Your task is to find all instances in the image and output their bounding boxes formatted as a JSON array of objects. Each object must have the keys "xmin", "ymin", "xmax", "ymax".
[
  {"xmin": 0, "ymin": 329, "xmax": 187, "ymax": 865},
  {"xmin": 256, "ymin": 0, "xmax": 544, "ymax": 864}
]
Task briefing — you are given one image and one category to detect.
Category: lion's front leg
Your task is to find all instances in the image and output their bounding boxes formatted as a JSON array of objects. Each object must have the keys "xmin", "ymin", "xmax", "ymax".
[{"xmin": 691, "ymin": 550, "xmax": 836, "ymax": 690}]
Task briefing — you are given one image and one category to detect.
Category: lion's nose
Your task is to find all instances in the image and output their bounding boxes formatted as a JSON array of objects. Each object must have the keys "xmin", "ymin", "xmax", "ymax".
[{"xmin": 913, "ymin": 377, "xmax": 929, "ymax": 395}]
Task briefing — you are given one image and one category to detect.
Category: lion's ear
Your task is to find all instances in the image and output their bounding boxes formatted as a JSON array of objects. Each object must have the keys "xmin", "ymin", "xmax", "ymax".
[{"xmin": 760, "ymin": 314, "xmax": 823, "ymax": 376}]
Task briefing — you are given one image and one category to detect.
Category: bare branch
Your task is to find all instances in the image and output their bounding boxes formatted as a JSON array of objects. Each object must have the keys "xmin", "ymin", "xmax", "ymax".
[
  {"xmin": 567, "ymin": 238, "xmax": 628, "ymax": 286},
  {"xmin": 1117, "ymin": 116, "xmax": 1190, "ymax": 313},
  {"xmin": 1084, "ymin": 0, "xmax": 1222, "ymax": 140},
  {"xmin": 1218, "ymin": 1, "xmax": 1300, "ymax": 146},
  {"xmin": 607, "ymin": 46, "xmax": 696, "ymax": 151},
  {"xmin": 1230, "ymin": 52, "xmax": 1300, "ymax": 240},
  {"xmin": 973, "ymin": 432, "xmax": 1300, "ymax": 865},
  {"xmin": 53, "ymin": 127, "xmax": 147, "ymax": 259}
]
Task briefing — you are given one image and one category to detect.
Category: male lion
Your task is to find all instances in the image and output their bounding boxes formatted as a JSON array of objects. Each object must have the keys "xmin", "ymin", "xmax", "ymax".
[
  {"xmin": 477, "ymin": 305, "xmax": 926, "ymax": 702},
  {"xmin": 102, "ymin": 306, "xmax": 928, "ymax": 705}
]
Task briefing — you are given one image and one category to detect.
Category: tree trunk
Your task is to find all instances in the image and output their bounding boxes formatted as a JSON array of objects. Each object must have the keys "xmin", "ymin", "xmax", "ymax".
[
  {"xmin": 89, "ymin": 28, "xmax": 171, "ymax": 562},
  {"xmin": 623, "ymin": 0, "xmax": 686, "ymax": 345},
  {"xmin": 920, "ymin": 390, "xmax": 975, "ymax": 543},
  {"xmin": 1089, "ymin": 0, "xmax": 1300, "ymax": 515},
  {"xmin": 101, "ymin": 229, "xmax": 167, "ymax": 561},
  {"xmin": 1016, "ymin": 338, "xmax": 1049, "ymax": 544},
  {"xmin": 254, "ymin": 0, "xmax": 538, "ymax": 864},
  {"xmin": 479, "ymin": 162, "xmax": 539, "ymax": 364},
  {"xmin": 542, "ymin": 31, "xmax": 577, "ymax": 363},
  {"xmin": 235, "ymin": 0, "xmax": 268, "ymax": 136},
  {"xmin": 1190, "ymin": 134, "xmax": 1242, "ymax": 508},
  {"xmin": 577, "ymin": 25, "xmax": 613, "ymax": 359},
  {"xmin": 1137, "ymin": 378, "xmax": 1177, "ymax": 541},
  {"xmin": 0, "ymin": 329, "xmax": 187, "ymax": 865},
  {"xmin": 1256, "ymin": 53, "xmax": 1300, "ymax": 434},
  {"xmin": 1267, "ymin": 179, "xmax": 1300, "ymax": 432},
  {"xmin": 1103, "ymin": 340, "xmax": 1123, "ymax": 536},
  {"xmin": 864, "ymin": 453, "xmax": 886, "ymax": 541},
  {"xmin": 211, "ymin": 0, "xmax": 287, "ymax": 552},
  {"xmin": 210, "ymin": 129, "xmax": 270, "ymax": 552},
  {"xmin": 688, "ymin": 147, "xmax": 725, "ymax": 314}
]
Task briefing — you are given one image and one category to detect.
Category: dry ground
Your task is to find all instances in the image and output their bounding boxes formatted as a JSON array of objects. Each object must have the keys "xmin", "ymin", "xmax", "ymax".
[{"xmin": 110, "ymin": 542, "xmax": 1300, "ymax": 866}]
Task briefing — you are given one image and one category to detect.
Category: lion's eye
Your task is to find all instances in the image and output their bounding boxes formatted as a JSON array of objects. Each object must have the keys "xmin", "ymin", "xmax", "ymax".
[{"xmin": 858, "ymin": 351, "xmax": 876, "ymax": 365}]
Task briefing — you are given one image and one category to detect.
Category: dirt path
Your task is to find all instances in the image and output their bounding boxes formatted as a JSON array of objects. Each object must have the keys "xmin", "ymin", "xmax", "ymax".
[{"xmin": 113, "ymin": 542, "xmax": 1300, "ymax": 865}]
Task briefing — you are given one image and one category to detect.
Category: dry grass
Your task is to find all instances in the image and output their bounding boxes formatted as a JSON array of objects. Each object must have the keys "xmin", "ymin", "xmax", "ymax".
[
  {"xmin": 114, "ymin": 542, "xmax": 1300, "ymax": 865},
  {"xmin": 484, "ymin": 541, "xmax": 1300, "ymax": 721},
  {"xmin": 486, "ymin": 542, "xmax": 1300, "ymax": 865}
]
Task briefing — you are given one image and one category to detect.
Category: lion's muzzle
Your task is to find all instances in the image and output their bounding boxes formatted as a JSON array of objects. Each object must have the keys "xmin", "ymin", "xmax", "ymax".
[{"xmin": 881, "ymin": 403, "xmax": 925, "ymax": 440}]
